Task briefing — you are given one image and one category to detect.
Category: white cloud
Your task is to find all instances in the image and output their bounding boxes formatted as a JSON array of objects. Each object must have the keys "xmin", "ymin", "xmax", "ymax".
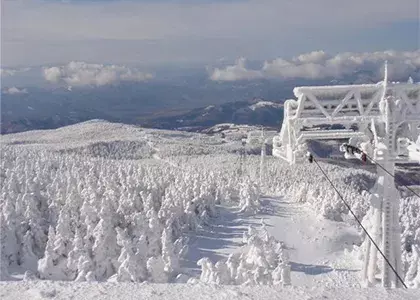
[
  {"xmin": 293, "ymin": 51, "xmax": 331, "ymax": 64},
  {"xmin": 1, "ymin": 69, "xmax": 17, "ymax": 77},
  {"xmin": 43, "ymin": 67, "xmax": 62, "ymax": 82},
  {"xmin": 1, "ymin": 67, "xmax": 31, "ymax": 77},
  {"xmin": 210, "ymin": 50, "xmax": 420, "ymax": 81},
  {"xmin": 43, "ymin": 62, "xmax": 153, "ymax": 87},
  {"xmin": 2, "ymin": 87, "xmax": 28, "ymax": 94},
  {"xmin": 210, "ymin": 58, "xmax": 263, "ymax": 81}
]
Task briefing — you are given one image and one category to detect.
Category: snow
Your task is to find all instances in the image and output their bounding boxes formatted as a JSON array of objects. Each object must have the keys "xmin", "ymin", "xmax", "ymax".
[
  {"xmin": 2, "ymin": 281, "xmax": 420, "ymax": 300},
  {"xmin": 1, "ymin": 120, "xmax": 419, "ymax": 298},
  {"xmin": 248, "ymin": 101, "xmax": 283, "ymax": 111},
  {"xmin": 294, "ymin": 81, "xmax": 420, "ymax": 95},
  {"xmin": 184, "ymin": 196, "xmax": 362, "ymax": 288}
]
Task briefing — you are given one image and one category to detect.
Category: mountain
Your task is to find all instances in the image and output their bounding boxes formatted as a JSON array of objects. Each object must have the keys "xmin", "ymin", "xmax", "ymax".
[
  {"xmin": 0, "ymin": 79, "xmax": 291, "ymax": 134},
  {"xmin": 138, "ymin": 98, "xmax": 284, "ymax": 131},
  {"xmin": 2, "ymin": 68, "xmax": 417, "ymax": 134}
]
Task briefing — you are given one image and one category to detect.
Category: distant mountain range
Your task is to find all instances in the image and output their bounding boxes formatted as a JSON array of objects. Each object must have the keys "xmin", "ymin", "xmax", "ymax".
[
  {"xmin": 1, "ymin": 68, "xmax": 417, "ymax": 134},
  {"xmin": 137, "ymin": 99, "xmax": 284, "ymax": 132},
  {"xmin": 1, "ymin": 79, "xmax": 292, "ymax": 134}
]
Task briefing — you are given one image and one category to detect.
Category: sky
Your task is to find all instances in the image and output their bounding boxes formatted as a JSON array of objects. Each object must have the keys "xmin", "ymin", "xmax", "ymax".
[{"xmin": 2, "ymin": 0, "xmax": 419, "ymax": 68}]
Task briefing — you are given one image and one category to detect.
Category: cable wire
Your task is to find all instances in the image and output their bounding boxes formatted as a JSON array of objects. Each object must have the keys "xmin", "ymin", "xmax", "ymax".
[
  {"xmin": 364, "ymin": 153, "xmax": 420, "ymax": 199},
  {"xmin": 341, "ymin": 144, "xmax": 420, "ymax": 199},
  {"xmin": 311, "ymin": 156, "xmax": 408, "ymax": 288}
]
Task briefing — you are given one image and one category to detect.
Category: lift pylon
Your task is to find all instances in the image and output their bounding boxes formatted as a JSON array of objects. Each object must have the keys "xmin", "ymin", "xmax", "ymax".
[{"xmin": 273, "ymin": 62, "xmax": 420, "ymax": 287}]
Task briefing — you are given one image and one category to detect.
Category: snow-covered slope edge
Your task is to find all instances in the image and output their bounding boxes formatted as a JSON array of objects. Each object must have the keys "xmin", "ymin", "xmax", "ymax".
[{"xmin": 1, "ymin": 281, "xmax": 420, "ymax": 300}]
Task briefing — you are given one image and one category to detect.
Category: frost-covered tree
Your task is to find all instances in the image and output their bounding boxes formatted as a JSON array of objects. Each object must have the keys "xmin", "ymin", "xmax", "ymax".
[
  {"xmin": 146, "ymin": 256, "xmax": 167, "ymax": 283},
  {"xmin": 245, "ymin": 235, "xmax": 269, "ymax": 269},
  {"xmin": 0, "ymin": 252, "xmax": 10, "ymax": 280},
  {"xmin": 214, "ymin": 261, "xmax": 230, "ymax": 284},
  {"xmin": 0, "ymin": 212, "xmax": 14, "ymax": 279},
  {"xmin": 80, "ymin": 194, "xmax": 99, "ymax": 249},
  {"xmin": 1, "ymin": 205, "xmax": 18, "ymax": 268},
  {"xmin": 235, "ymin": 259, "xmax": 248, "ymax": 284},
  {"xmin": 161, "ymin": 225, "xmax": 179, "ymax": 278},
  {"xmin": 38, "ymin": 226, "xmax": 56, "ymax": 279},
  {"xmin": 92, "ymin": 197, "xmax": 119, "ymax": 280},
  {"xmin": 23, "ymin": 190, "xmax": 47, "ymax": 258},
  {"xmin": 226, "ymin": 253, "xmax": 240, "ymax": 281},
  {"xmin": 67, "ymin": 228, "xmax": 87, "ymax": 280},
  {"xmin": 239, "ymin": 178, "xmax": 260, "ymax": 214},
  {"xmin": 20, "ymin": 231, "xmax": 38, "ymax": 272},
  {"xmin": 115, "ymin": 228, "xmax": 147, "ymax": 282},
  {"xmin": 146, "ymin": 208, "xmax": 162, "ymax": 257},
  {"xmin": 74, "ymin": 255, "xmax": 95, "ymax": 282},
  {"xmin": 45, "ymin": 205, "xmax": 73, "ymax": 280},
  {"xmin": 196, "ymin": 225, "xmax": 291, "ymax": 286}
]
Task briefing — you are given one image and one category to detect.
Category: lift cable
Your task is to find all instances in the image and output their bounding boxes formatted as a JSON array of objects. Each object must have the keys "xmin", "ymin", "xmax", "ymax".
[
  {"xmin": 342, "ymin": 144, "xmax": 420, "ymax": 199},
  {"xmin": 365, "ymin": 153, "xmax": 420, "ymax": 199},
  {"xmin": 308, "ymin": 153, "xmax": 408, "ymax": 288}
]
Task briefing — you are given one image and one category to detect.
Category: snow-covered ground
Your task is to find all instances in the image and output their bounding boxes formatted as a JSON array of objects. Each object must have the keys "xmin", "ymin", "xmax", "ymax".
[
  {"xmin": 2, "ymin": 281, "xmax": 420, "ymax": 300},
  {"xmin": 184, "ymin": 196, "xmax": 361, "ymax": 287},
  {"xmin": 1, "ymin": 120, "xmax": 419, "ymax": 298}
]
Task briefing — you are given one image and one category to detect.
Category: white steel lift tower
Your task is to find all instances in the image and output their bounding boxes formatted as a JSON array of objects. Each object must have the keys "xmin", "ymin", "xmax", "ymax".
[{"xmin": 273, "ymin": 63, "xmax": 420, "ymax": 287}]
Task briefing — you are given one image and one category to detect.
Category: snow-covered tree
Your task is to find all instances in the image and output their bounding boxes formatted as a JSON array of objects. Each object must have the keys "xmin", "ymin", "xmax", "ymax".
[
  {"xmin": 20, "ymin": 231, "xmax": 38, "ymax": 272},
  {"xmin": 38, "ymin": 226, "xmax": 56, "ymax": 279},
  {"xmin": 115, "ymin": 228, "xmax": 147, "ymax": 282},
  {"xmin": 161, "ymin": 225, "xmax": 179, "ymax": 278},
  {"xmin": 239, "ymin": 178, "xmax": 260, "ymax": 214},
  {"xmin": 0, "ymin": 206, "xmax": 18, "ymax": 268},
  {"xmin": 23, "ymin": 190, "xmax": 47, "ymax": 258},
  {"xmin": 146, "ymin": 256, "xmax": 167, "ymax": 283},
  {"xmin": 92, "ymin": 197, "xmax": 119, "ymax": 280},
  {"xmin": 67, "ymin": 228, "xmax": 87, "ymax": 280}
]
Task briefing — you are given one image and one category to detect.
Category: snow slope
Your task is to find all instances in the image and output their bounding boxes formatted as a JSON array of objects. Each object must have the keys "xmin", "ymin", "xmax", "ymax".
[
  {"xmin": 249, "ymin": 101, "xmax": 283, "ymax": 111},
  {"xmin": 1, "ymin": 120, "xmax": 420, "ymax": 298},
  {"xmin": 1, "ymin": 281, "xmax": 420, "ymax": 300},
  {"xmin": 184, "ymin": 196, "xmax": 361, "ymax": 287}
]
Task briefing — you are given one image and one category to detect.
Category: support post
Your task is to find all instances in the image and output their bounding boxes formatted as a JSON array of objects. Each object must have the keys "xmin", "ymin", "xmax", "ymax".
[{"xmin": 260, "ymin": 129, "xmax": 266, "ymax": 185}]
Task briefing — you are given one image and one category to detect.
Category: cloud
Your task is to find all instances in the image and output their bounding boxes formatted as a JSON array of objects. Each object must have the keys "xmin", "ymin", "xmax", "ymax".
[
  {"xmin": 2, "ymin": 87, "xmax": 28, "ymax": 94},
  {"xmin": 1, "ymin": 69, "xmax": 17, "ymax": 77},
  {"xmin": 293, "ymin": 51, "xmax": 331, "ymax": 65},
  {"xmin": 210, "ymin": 58, "xmax": 263, "ymax": 81},
  {"xmin": 2, "ymin": 0, "xmax": 419, "ymax": 65},
  {"xmin": 4, "ymin": 0, "xmax": 417, "ymax": 41},
  {"xmin": 1, "ymin": 67, "xmax": 31, "ymax": 77},
  {"xmin": 43, "ymin": 62, "xmax": 153, "ymax": 87},
  {"xmin": 210, "ymin": 50, "xmax": 420, "ymax": 81}
]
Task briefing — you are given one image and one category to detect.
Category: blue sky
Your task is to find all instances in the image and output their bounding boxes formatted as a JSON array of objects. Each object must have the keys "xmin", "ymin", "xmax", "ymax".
[{"xmin": 2, "ymin": 0, "xmax": 419, "ymax": 67}]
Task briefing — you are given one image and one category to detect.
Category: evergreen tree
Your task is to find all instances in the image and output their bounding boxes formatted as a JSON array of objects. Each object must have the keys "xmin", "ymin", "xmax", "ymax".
[
  {"xmin": 92, "ymin": 197, "xmax": 118, "ymax": 280},
  {"xmin": 20, "ymin": 231, "xmax": 38, "ymax": 272},
  {"xmin": 67, "ymin": 228, "xmax": 86, "ymax": 280},
  {"xmin": 146, "ymin": 256, "xmax": 167, "ymax": 283},
  {"xmin": 161, "ymin": 225, "xmax": 179, "ymax": 278},
  {"xmin": 23, "ymin": 190, "xmax": 47, "ymax": 258},
  {"xmin": 38, "ymin": 226, "xmax": 56, "ymax": 279}
]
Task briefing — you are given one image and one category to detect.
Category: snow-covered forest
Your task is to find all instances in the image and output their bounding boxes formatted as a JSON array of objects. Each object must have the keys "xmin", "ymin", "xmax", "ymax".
[{"xmin": 0, "ymin": 121, "xmax": 419, "ymax": 288}]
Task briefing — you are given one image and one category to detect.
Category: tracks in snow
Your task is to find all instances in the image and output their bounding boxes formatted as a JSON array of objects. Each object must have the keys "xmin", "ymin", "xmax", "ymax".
[{"xmin": 145, "ymin": 134, "xmax": 186, "ymax": 171}]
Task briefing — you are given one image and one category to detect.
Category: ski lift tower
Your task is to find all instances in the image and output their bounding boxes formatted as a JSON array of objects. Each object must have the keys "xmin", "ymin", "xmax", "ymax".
[{"xmin": 273, "ymin": 62, "xmax": 420, "ymax": 287}]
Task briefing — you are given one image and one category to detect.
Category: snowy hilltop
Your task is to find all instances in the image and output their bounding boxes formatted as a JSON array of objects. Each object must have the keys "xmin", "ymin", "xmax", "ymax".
[{"xmin": 1, "ymin": 120, "xmax": 419, "ymax": 299}]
